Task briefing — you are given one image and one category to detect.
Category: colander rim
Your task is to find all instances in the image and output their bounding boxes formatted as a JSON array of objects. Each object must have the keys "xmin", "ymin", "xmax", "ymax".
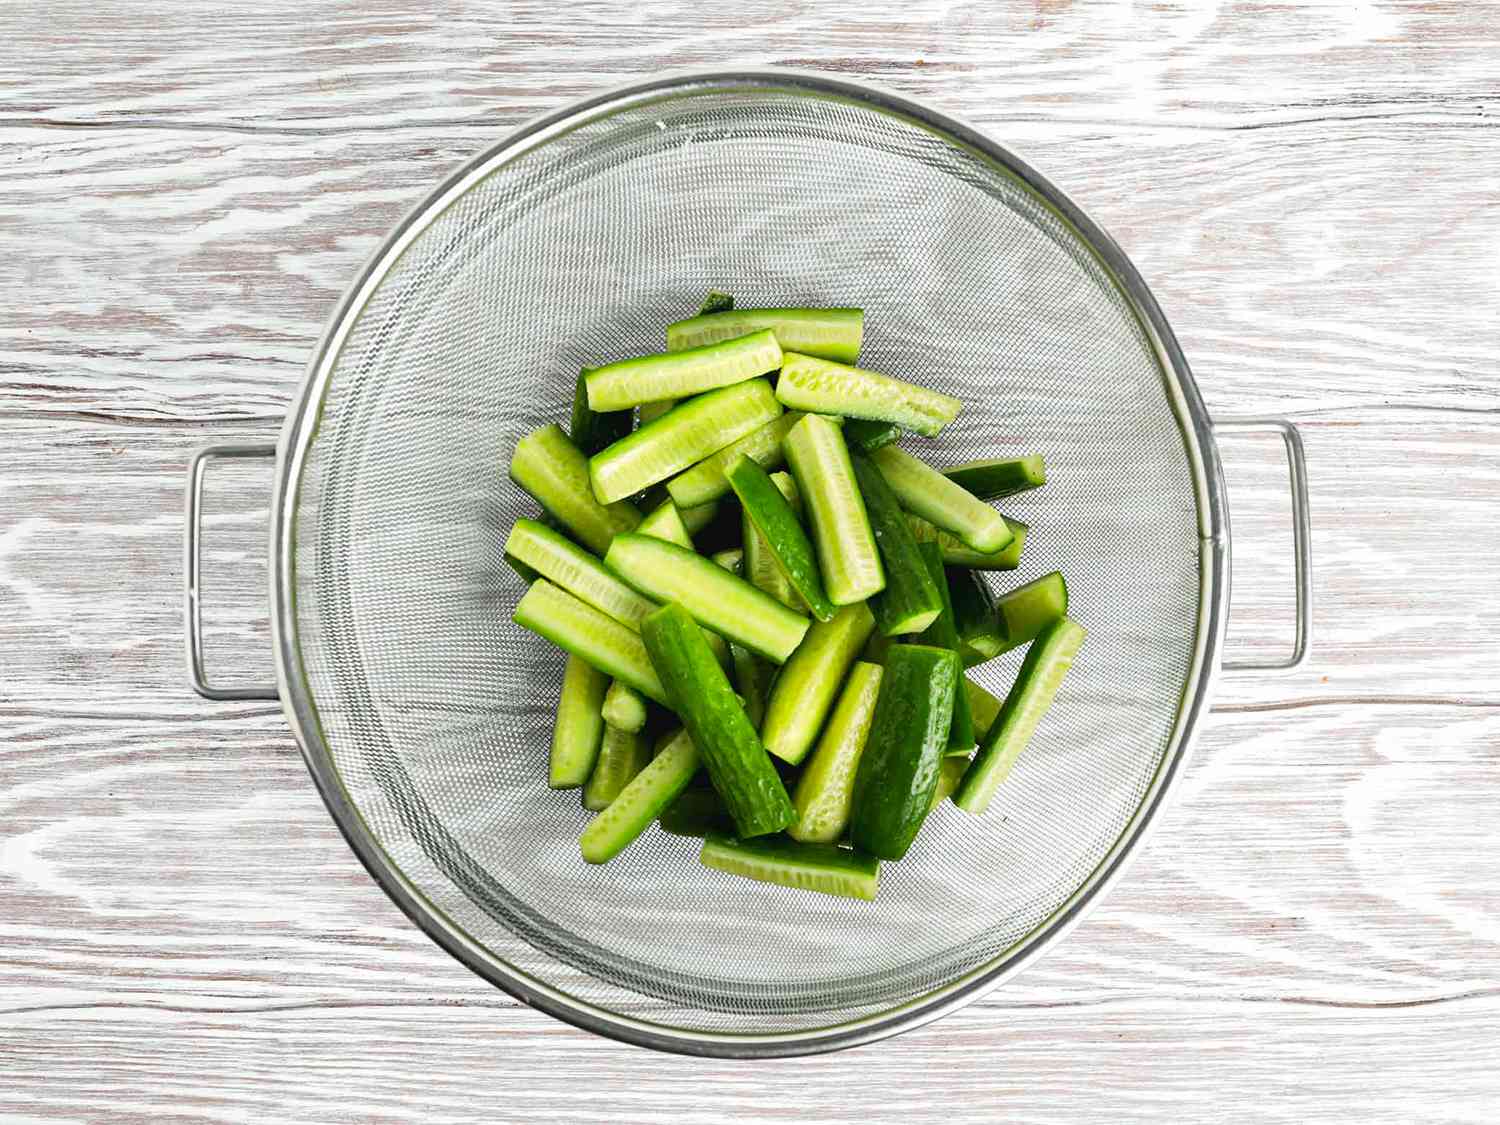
[{"xmin": 267, "ymin": 66, "xmax": 1230, "ymax": 1058}]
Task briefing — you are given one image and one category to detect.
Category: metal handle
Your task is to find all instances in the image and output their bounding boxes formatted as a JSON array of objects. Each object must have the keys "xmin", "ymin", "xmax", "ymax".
[
  {"xmin": 1213, "ymin": 418, "xmax": 1312, "ymax": 673},
  {"xmin": 185, "ymin": 443, "xmax": 280, "ymax": 701}
]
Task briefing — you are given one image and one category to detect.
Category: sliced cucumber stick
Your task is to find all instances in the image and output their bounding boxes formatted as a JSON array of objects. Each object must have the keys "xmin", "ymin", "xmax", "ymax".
[
  {"xmin": 909, "ymin": 514, "xmax": 1028, "ymax": 570},
  {"xmin": 640, "ymin": 604, "xmax": 794, "ymax": 837},
  {"xmin": 586, "ymin": 329, "xmax": 782, "ymax": 411},
  {"xmin": 589, "ymin": 378, "xmax": 782, "ymax": 504},
  {"xmin": 582, "ymin": 725, "xmax": 652, "ymax": 811},
  {"xmin": 727, "ymin": 453, "xmax": 835, "ymax": 622},
  {"xmin": 849, "ymin": 643, "xmax": 959, "ymax": 860},
  {"xmin": 729, "ymin": 643, "xmax": 774, "ymax": 730},
  {"xmin": 606, "ymin": 533, "xmax": 809, "ymax": 663},
  {"xmin": 994, "ymin": 571, "xmax": 1069, "ymax": 653},
  {"xmin": 636, "ymin": 498, "xmax": 694, "ymax": 549},
  {"xmin": 761, "ymin": 602, "xmax": 876, "ymax": 765},
  {"xmin": 513, "ymin": 579, "xmax": 668, "ymax": 704},
  {"xmin": 667, "ymin": 308, "xmax": 864, "ymax": 363},
  {"xmin": 710, "ymin": 547, "xmax": 744, "ymax": 575},
  {"xmin": 697, "ymin": 289, "xmax": 735, "ymax": 315},
  {"xmin": 570, "ymin": 368, "xmax": 632, "ymax": 455},
  {"xmin": 549, "ymin": 654, "xmax": 609, "ymax": 788},
  {"xmin": 954, "ymin": 617, "xmax": 1086, "ymax": 815},
  {"xmin": 775, "ymin": 353, "xmax": 960, "ymax": 437},
  {"xmin": 601, "ymin": 679, "xmax": 649, "ymax": 733},
  {"xmin": 510, "ymin": 423, "xmax": 641, "ymax": 553},
  {"xmin": 638, "ymin": 399, "xmax": 676, "ymax": 426},
  {"xmin": 678, "ymin": 498, "xmax": 720, "ymax": 537},
  {"xmin": 943, "ymin": 455, "xmax": 1046, "ymax": 501},
  {"xmin": 929, "ymin": 754, "xmax": 970, "ymax": 812},
  {"xmin": 871, "ymin": 445, "xmax": 1012, "ymax": 553},
  {"xmin": 849, "ymin": 448, "xmax": 943, "ymax": 636},
  {"xmin": 782, "ymin": 413, "xmax": 885, "ymax": 606},
  {"xmin": 665, "ymin": 411, "xmax": 811, "ymax": 509},
  {"xmin": 504, "ymin": 518, "xmax": 657, "ymax": 628},
  {"xmin": 700, "ymin": 835, "xmax": 879, "ymax": 902},
  {"xmin": 579, "ymin": 728, "xmax": 699, "ymax": 863},
  {"xmin": 789, "ymin": 661, "xmax": 883, "ymax": 843},
  {"xmin": 915, "ymin": 542, "xmax": 976, "ymax": 753}
]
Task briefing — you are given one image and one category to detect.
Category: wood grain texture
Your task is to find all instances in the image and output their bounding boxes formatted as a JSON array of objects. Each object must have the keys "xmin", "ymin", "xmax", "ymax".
[{"xmin": 2, "ymin": 2, "xmax": 1498, "ymax": 1121}]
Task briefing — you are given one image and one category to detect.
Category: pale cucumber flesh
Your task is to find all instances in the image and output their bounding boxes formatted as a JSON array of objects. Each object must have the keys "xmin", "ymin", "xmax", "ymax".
[
  {"xmin": 788, "ymin": 661, "xmax": 884, "ymax": 843},
  {"xmin": 509, "ymin": 423, "xmax": 641, "ymax": 553},
  {"xmin": 504, "ymin": 518, "xmax": 657, "ymax": 628},
  {"xmin": 665, "ymin": 411, "xmax": 810, "ymax": 509},
  {"xmin": 995, "ymin": 571, "xmax": 1069, "ymax": 652},
  {"xmin": 549, "ymin": 653, "xmax": 608, "ymax": 788},
  {"xmin": 782, "ymin": 413, "xmax": 885, "ymax": 606},
  {"xmin": 582, "ymin": 725, "xmax": 652, "ymax": 811},
  {"xmin": 604, "ymin": 533, "xmax": 809, "ymax": 663},
  {"xmin": 513, "ymin": 579, "xmax": 668, "ymax": 704},
  {"xmin": 580, "ymin": 729, "xmax": 699, "ymax": 863},
  {"xmin": 871, "ymin": 445, "xmax": 1012, "ymax": 554},
  {"xmin": 636, "ymin": 498, "xmax": 694, "ymax": 549},
  {"xmin": 774, "ymin": 353, "xmax": 960, "ymax": 437},
  {"xmin": 761, "ymin": 602, "xmax": 876, "ymax": 764},
  {"xmin": 699, "ymin": 834, "xmax": 879, "ymax": 901},
  {"xmin": 589, "ymin": 379, "xmax": 782, "ymax": 505},
  {"xmin": 586, "ymin": 329, "xmax": 782, "ymax": 411},
  {"xmin": 909, "ymin": 514, "xmax": 1028, "ymax": 570},
  {"xmin": 667, "ymin": 308, "xmax": 864, "ymax": 363},
  {"xmin": 601, "ymin": 678, "xmax": 649, "ymax": 733}
]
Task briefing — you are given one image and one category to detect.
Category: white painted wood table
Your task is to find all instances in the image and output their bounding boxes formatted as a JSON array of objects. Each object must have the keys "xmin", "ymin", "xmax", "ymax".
[{"xmin": 3, "ymin": 3, "xmax": 1498, "ymax": 1120}]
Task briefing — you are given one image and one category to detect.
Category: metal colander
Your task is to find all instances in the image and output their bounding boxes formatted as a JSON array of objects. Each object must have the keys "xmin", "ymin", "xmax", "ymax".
[{"xmin": 184, "ymin": 70, "xmax": 1310, "ymax": 1056}]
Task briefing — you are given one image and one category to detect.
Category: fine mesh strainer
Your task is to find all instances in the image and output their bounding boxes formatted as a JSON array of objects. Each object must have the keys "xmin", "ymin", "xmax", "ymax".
[{"xmin": 184, "ymin": 70, "xmax": 1311, "ymax": 1056}]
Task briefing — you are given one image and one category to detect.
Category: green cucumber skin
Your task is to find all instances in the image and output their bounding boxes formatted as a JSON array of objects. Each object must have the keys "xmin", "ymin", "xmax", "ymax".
[
  {"xmin": 664, "ymin": 412, "xmax": 814, "ymax": 510},
  {"xmin": 943, "ymin": 455, "xmax": 1046, "ymax": 501},
  {"xmin": 699, "ymin": 835, "xmax": 880, "ymax": 902},
  {"xmin": 601, "ymin": 679, "xmax": 649, "ymax": 733},
  {"xmin": 588, "ymin": 379, "xmax": 783, "ymax": 505},
  {"xmin": 726, "ymin": 454, "xmax": 836, "ymax": 623},
  {"xmin": 636, "ymin": 498, "xmax": 694, "ymax": 550},
  {"xmin": 586, "ymin": 329, "xmax": 782, "ymax": 411},
  {"xmin": 513, "ymin": 579, "xmax": 669, "ymax": 704},
  {"xmin": 849, "ymin": 643, "xmax": 959, "ymax": 860},
  {"xmin": 842, "ymin": 418, "xmax": 902, "ymax": 452},
  {"xmin": 870, "ymin": 445, "xmax": 1012, "ymax": 554},
  {"xmin": 788, "ymin": 660, "xmax": 884, "ymax": 844},
  {"xmin": 582, "ymin": 725, "xmax": 652, "ymax": 811},
  {"xmin": 504, "ymin": 519, "xmax": 658, "ymax": 628},
  {"xmin": 955, "ymin": 617, "xmax": 1086, "ymax": 815},
  {"xmin": 994, "ymin": 571, "xmax": 1070, "ymax": 653},
  {"xmin": 640, "ymin": 604, "xmax": 794, "ymax": 838},
  {"xmin": 658, "ymin": 787, "xmax": 736, "ymax": 837},
  {"xmin": 774, "ymin": 353, "xmax": 961, "ymax": 437},
  {"xmin": 697, "ymin": 289, "xmax": 735, "ymax": 316},
  {"xmin": 549, "ymin": 654, "xmax": 609, "ymax": 788},
  {"xmin": 510, "ymin": 423, "xmax": 641, "ymax": 554},
  {"xmin": 570, "ymin": 368, "xmax": 633, "ymax": 455},
  {"xmin": 915, "ymin": 542, "xmax": 977, "ymax": 752},
  {"xmin": 948, "ymin": 567, "xmax": 1003, "ymax": 664},
  {"xmin": 909, "ymin": 514, "xmax": 1028, "ymax": 570},
  {"xmin": 666, "ymin": 308, "xmax": 864, "ymax": 364},
  {"xmin": 761, "ymin": 602, "xmax": 877, "ymax": 765},
  {"xmin": 782, "ymin": 413, "xmax": 885, "ymax": 606},
  {"xmin": 849, "ymin": 448, "xmax": 944, "ymax": 636},
  {"xmin": 605, "ymin": 534, "xmax": 809, "ymax": 663},
  {"xmin": 579, "ymin": 729, "xmax": 700, "ymax": 863}
]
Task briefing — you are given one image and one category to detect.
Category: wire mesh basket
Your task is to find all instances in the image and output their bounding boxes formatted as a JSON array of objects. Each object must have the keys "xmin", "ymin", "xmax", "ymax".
[{"xmin": 185, "ymin": 70, "xmax": 1310, "ymax": 1056}]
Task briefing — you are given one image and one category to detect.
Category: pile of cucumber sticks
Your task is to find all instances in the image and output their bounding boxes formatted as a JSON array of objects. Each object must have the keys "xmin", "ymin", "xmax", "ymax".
[{"xmin": 506, "ymin": 293, "xmax": 1084, "ymax": 901}]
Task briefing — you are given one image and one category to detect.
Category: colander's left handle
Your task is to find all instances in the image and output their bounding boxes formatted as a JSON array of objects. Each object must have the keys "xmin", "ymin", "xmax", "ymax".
[{"xmin": 184, "ymin": 443, "xmax": 281, "ymax": 701}]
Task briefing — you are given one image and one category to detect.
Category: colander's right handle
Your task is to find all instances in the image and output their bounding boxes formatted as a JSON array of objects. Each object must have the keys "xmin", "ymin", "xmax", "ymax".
[
  {"xmin": 184, "ymin": 443, "xmax": 280, "ymax": 701},
  {"xmin": 1213, "ymin": 418, "xmax": 1312, "ymax": 673}
]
